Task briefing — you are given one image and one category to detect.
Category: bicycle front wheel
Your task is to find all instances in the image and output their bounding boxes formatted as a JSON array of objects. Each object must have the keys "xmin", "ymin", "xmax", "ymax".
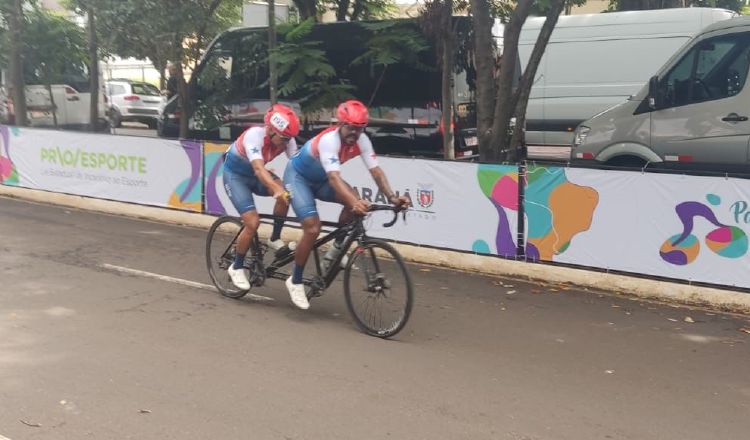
[
  {"xmin": 343, "ymin": 239, "xmax": 414, "ymax": 338},
  {"xmin": 206, "ymin": 216, "xmax": 249, "ymax": 299}
]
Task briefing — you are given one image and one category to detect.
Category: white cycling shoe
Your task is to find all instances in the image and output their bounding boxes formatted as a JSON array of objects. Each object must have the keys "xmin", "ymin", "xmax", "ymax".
[
  {"xmin": 285, "ymin": 277, "xmax": 310, "ymax": 310},
  {"xmin": 227, "ymin": 266, "xmax": 250, "ymax": 290},
  {"xmin": 266, "ymin": 238, "xmax": 286, "ymax": 251}
]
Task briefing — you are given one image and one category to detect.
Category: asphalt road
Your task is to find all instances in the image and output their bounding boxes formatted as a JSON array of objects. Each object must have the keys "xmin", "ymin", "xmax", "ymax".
[{"xmin": 0, "ymin": 197, "xmax": 749, "ymax": 440}]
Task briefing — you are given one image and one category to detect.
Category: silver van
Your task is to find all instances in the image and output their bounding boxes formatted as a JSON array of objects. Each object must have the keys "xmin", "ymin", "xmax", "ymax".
[
  {"xmin": 570, "ymin": 16, "xmax": 750, "ymax": 172},
  {"xmin": 519, "ymin": 7, "xmax": 736, "ymax": 161}
]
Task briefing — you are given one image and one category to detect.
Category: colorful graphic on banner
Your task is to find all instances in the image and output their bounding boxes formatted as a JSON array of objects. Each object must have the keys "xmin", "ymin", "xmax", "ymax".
[
  {"xmin": 524, "ymin": 166, "xmax": 599, "ymax": 261},
  {"xmin": 167, "ymin": 140, "xmax": 202, "ymax": 212},
  {"xmin": 660, "ymin": 195, "xmax": 748, "ymax": 265},
  {"xmin": 476, "ymin": 164, "xmax": 520, "ymax": 257},
  {"xmin": 203, "ymin": 142, "xmax": 231, "ymax": 215},
  {"xmin": 0, "ymin": 125, "xmax": 19, "ymax": 185}
]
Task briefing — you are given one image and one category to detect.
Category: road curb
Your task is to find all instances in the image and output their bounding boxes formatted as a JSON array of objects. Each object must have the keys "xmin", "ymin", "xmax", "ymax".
[{"xmin": 3, "ymin": 184, "xmax": 749, "ymax": 315}]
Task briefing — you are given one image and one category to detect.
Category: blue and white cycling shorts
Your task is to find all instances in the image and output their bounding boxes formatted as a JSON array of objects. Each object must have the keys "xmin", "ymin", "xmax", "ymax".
[
  {"xmin": 283, "ymin": 161, "xmax": 338, "ymax": 220},
  {"xmin": 222, "ymin": 152, "xmax": 278, "ymax": 215}
]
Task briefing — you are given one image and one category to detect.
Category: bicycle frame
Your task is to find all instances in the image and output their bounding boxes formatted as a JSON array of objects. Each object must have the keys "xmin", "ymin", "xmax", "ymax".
[
  {"xmin": 218, "ymin": 205, "xmax": 403, "ymax": 296},
  {"xmin": 221, "ymin": 215, "xmax": 366, "ymax": 294}
]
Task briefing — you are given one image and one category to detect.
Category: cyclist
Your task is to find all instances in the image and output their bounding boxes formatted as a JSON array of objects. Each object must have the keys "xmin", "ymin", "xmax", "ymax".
[
  {"xmin": 283, "ymin": 100, "xmax": 410, "ymax": 309},
  {"xmin": 223, "ymin": 104, "xmax": 300, "ymax": 290}
]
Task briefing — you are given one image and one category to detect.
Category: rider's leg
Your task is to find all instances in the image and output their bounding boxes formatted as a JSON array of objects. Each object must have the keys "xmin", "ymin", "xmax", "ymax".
[
  {"xmin": 319, "ymin": 181, "xmax": 357, "ymax": 264},
  {"xmin": 282, "ymin": 164, "xmax": 318, "ymax": 309},
  {"xmin": 269, "ymin": 195, "xmax": 288, "ymax": 244},
  {"xmin": 293, "ymin": 215, "xmax": 322, "ymax": 283},
  {"xmin": 235, "ymin": 210, "xmax": 260, "ymax": 268},
  {"xmin": 265, "ymin": 174, "xmax": 287, "ymax": 245},
  {"xmin": 223, "ymin": 170, "xmax": 260, "ymax": 290}
]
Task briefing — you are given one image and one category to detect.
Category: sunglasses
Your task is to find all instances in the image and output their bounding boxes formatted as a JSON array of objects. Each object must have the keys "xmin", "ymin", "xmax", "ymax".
[
  {"xmin": 272, "ymin": 132, "xmax": 292, "ymax": 142},
  {"xmin": 343, "ymin": 123, "xmax": 366, "ymax": 132}
]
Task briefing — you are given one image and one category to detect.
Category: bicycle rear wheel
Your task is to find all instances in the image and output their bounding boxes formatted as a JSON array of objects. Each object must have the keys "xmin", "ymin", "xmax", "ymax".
[
  {"xmin": 343, "ymin": 239, "xmax": 413, "ymax": 338},
  {"xmin": 206, "ymin": 216, "xmax": 249, "ymax": 299}
]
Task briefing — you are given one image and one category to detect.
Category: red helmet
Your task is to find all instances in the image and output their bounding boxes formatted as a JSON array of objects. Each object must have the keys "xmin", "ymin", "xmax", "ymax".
[
  {"xmin": 336, "ymin": 100, "xmax": 368, "ymax": 126},
  {"xmin": 264, "ymin": 104, "xmax": 300, "ymax": 138}
]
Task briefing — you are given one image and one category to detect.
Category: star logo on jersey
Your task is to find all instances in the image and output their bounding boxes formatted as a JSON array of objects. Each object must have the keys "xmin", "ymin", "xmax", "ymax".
[
  {"xmin": 251, "ymin": 147, "xmax": 260, "ymax": 154},
  {"xmin": 329, "ymin": 157, "xmax": 339, "ymax": 164}
]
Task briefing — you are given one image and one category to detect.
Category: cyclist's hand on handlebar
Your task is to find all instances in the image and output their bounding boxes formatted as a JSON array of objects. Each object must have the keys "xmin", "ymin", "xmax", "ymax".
[
  {"xmin": 352, "ymin": 199, "xmax": 370, "ymax": 215},
  {"xmin": 273, "ymin": 188, "xmax": 291, "ymax": 205},
  {"xmin": 389, "ymin": 195, "xmax": 411, "ymax": 209}
]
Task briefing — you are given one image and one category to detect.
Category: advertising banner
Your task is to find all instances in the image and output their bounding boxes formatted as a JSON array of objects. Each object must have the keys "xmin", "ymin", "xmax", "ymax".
[
  {"xmin": 0, "ymin": 126, "xmax": 202, "ymax": 211},
  {"xmin": 527, "ymin": 165, "xmax": 750, "ymax": 289}
]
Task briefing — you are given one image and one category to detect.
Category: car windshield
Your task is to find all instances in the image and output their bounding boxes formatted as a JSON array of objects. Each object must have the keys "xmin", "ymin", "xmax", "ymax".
[{"xmin": 131, "ymin": 83, "xmax": 160, "ymax": 96}]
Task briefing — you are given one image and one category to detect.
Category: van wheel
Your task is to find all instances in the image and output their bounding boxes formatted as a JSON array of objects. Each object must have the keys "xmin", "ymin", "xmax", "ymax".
[{"xmin": 604, "ymin": 156, "xmax": 646, "ymax": 169}]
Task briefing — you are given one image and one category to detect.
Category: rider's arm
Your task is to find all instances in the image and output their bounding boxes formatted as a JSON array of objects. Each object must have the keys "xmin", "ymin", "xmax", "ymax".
[
  {"xmin": 251, "ymin": 159, "xmax": 285, "ymax": 197},
  {"xmin": 369, "ymin": 166, "xmax": 399, "ymax": 203},
  {"xmin": 358, "ymin": 135, "xmax": 406, "ymax": 206},
  {"xmin": 326, "ymin": 170, "xmax": 360, "ymax": 208},
  {"xmin": 244, "ymin": 130, "xmax": 285, "ymax": 198},
  {"xmin": 285, "ymin": 138, "xmax": 299, "ymax": 159}
]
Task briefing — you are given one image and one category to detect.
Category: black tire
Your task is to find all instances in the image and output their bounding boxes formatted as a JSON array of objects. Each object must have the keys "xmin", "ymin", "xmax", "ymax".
[
  {"xmin": 604, "ymin": 156, "xmax": 647, "ymax": 169},
  {"xmin": 147, "ymin": 119, "xmax": 158, "ymax": 130},
  {"xmin": 343, "ymin": 239, "xmax": 413, "ymax": 338},
  {"xmin": 109, "ymin": 108, "xmax": 122, "ymax": 128},
  {"xmin": 206, "ymin": 216, "xmax": 250, "ymax": 299}
]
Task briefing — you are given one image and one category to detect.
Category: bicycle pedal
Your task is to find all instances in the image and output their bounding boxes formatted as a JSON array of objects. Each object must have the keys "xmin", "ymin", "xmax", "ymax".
[{"xmin": 306, "ymin": 290, "xmax": 324, "ymax": 299}]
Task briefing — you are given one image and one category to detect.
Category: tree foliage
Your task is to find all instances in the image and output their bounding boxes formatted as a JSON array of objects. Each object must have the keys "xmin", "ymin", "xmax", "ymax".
[
  {"xmin": 23, "ymin": 7, "xmax": 87, "ymax": 86},
  {"xmin": 272, "ymin": 19, "xmax": 353, "ymax": 112}
]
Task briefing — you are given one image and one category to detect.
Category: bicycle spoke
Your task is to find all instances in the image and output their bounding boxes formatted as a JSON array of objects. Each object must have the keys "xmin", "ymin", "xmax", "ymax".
[
  {"xmin": 206, "ymin": 217, "xmax": 251, "ymax": 299},
  {"xmin": 344, "ymin": 240, "xmax": 413, "ymax": 338}
]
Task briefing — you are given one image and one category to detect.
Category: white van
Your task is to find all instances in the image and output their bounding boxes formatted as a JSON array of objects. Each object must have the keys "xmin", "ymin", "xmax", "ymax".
[
  {"xmin": 570, "ymin": 16, "xmax": 750, "ymax": 172},
  {"xmin": 25, "ymin": 83, "xmax": 107, "ymax": 129},
  {"xmin": 1, "ymin": 62, "xmax": 107, "ymax": 130},
  {"xmin": 518, "ymin": 7, "xmax": 737, "ymax": 160}
]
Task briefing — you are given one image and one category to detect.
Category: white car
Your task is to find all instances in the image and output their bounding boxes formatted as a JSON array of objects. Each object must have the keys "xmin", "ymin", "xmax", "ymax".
[{"xmin": 106, "ymin": 79, "xmax": 164, "ymax": 129}]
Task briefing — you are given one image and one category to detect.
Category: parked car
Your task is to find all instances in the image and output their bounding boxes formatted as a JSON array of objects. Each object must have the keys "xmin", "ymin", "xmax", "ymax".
[
  {"xmin": 106, "ymin": 79, "xmax": 164, "ymax": 129},
  {"xmin": 570, "ymin": 16, "xmax": 750, "ymax": 173}
]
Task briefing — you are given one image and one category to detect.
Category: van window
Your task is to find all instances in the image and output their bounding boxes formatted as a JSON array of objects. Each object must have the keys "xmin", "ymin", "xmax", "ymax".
[
  {"xmin": 131, "ymin": 83, "xmax": 160, "ymax": 96},
  {"xmin": 232, "ymin": 31, "xmax": 269, "ymax": 100},
  {"xmin": 193, "ymin": 39, "xmax": 235, "ymax": 130},
  {"xmin": 110, "ymin": 84, "xmax": 126, "ymax": 95},
  {"xmin": 195, "ymin": 36, "xmax": 234, "ymax": 101},
  {"xmin": 660, "ymin": 33, "xmax": 750, "ymax": 108}
]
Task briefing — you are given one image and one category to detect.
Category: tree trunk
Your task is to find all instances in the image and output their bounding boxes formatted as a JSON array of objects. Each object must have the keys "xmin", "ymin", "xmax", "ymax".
[
  {"xmin": 175, "ymin": 0, "xmax": 222, "ymax": 138},
  {"xmin": 9, "ymin": 0, "xmax": 27, "ymax": 126},
  {"xmin": 177, "ymin": 55, "xmax": 190, "ymax": 139},
  {"xmin": 44, "ymin": 80, "xmax": 57, "ymax": 128},
  {"xmin": 508, "ymin": 0, "xmax": 565, "ymax": 162},
  {"xmin": 441, "ymin": 0, "xmax": 455, "ymax": 160},
  {"xmin": 87, "ymin": 8, "xmax": 100, "ymax": 131},
  {"xmin": 268, "ymin": 0, "xmax": 278, "ymax": 104},
  {"xmin": 336, "ymin": 0, "xmax": 350, "ymax": 21},
  {"xmin": 158, "ymin": 65, "xmax": 167, "ymax": 90},
  {"xmin": 469, "ymin": 0, "xmax": 494, "ymax": 161},
  {"xmin": 351, "ymin": 0, "xmax": 365, "ymax": 20},
  {"xmin": 293, "ymin": 0, "xmax": 318, "ymax": 21},
  {"xmin": 487, "ymin": 0, "xmax": 534, "ymax": 163}
]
